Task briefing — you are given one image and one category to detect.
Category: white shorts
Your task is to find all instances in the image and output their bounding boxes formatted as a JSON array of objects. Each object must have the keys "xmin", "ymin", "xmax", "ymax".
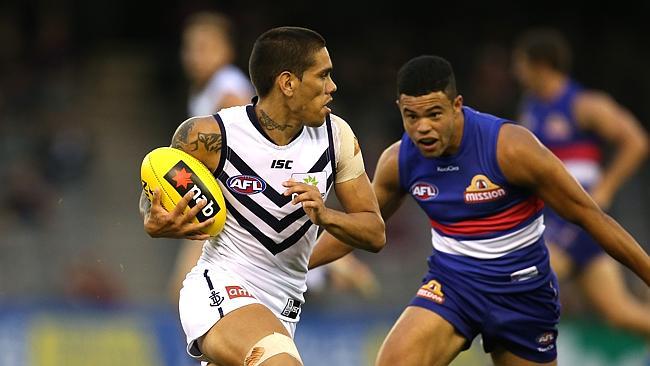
[{"xmin": 179, "ymin": 262, "xmax": 297, "ymax": 362}]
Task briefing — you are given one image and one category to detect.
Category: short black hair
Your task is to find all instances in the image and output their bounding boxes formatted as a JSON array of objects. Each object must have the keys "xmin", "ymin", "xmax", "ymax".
[
  {"xmin": 514, "ymin": 28, "xmax": 572, "ymax": 73},
  {"xmin": 249, "ymin": 26, "xmax": 326, "ymax": 98},
  {"xmin": 397, "ymin": 55, "xmax": 457, "ymax": 100}
]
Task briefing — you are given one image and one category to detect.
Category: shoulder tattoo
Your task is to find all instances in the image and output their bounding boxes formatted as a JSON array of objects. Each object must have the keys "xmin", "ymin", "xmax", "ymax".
[{"xmin": 172, "ymin": 119, "xmax": 222, "ymax": 152}]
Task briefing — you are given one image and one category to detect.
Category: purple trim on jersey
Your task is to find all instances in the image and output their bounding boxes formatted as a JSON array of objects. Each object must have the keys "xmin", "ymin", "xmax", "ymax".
[
  {"xmin": 212, "ymin": 113, "xmax": 228, "ymax": 176},
  {"xmin": 246, "ymin": 101, "xmax": 304, "ymax": 145}
]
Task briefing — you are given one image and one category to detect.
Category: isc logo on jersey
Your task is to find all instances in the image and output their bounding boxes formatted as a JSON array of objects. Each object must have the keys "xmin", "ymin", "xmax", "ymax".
[
  {"xmin": 226, "ymin": 175, "xmax": 266, "ymax": 195},
  {"xmin": 411, "ymin": 182, "xmax": 438, "ymax": 201}
]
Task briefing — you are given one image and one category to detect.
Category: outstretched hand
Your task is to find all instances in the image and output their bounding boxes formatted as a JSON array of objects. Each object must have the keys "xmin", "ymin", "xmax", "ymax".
[
  {"xmin": 329, "ymin": 253, "xmax": 380, "ymax": 299},
  {"xmin": 144, "ymin": 188, "xmax": 214, "ymax": 240},
  {"xmin": 283, "ymin": 180, "xmax": 329, "ymax": 225}
]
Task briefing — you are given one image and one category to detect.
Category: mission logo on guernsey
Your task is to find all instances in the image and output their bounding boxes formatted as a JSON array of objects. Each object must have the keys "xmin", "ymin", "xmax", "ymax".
[{"xmin": 464, "ymin": 174, "xmax": 507, "ymax": 203}]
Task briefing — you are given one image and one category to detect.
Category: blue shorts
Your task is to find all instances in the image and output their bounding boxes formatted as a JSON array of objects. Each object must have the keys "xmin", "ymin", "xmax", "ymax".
[
  {"xmin": 409, "ymin": 268, "xmax": 561, "ymax": 363},
  {"xmin": 544, "ymin": 209, "xmax": 604, "ymax": 271}
]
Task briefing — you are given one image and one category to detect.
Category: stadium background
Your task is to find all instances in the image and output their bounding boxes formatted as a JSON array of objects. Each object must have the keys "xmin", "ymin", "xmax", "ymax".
[{"xmin": 0, "ymin": 1, "xmax": 648, "ymax": 365}]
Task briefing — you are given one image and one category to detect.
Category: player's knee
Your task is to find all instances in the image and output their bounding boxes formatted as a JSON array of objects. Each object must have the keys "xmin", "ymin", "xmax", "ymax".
[
  {"xmin": 376, "ymin": 341, "xmax": 409, "ymax": 366},
  {"xmin": 244, "ymin": 332, "xmax": 302, "ymax": 366}
]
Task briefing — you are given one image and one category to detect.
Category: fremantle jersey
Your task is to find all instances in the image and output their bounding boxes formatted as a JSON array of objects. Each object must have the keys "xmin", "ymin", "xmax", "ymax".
[
  {"xmin": 399, "ymin": 106, "xmax": 550, "ymax": 292},
  {"xmin": 520, "ymin": 81, "xmax": 602, "ymax": 187},
  {"xmin": 201, "ymin": 104, "xmax": 339, "ymax": 322}
]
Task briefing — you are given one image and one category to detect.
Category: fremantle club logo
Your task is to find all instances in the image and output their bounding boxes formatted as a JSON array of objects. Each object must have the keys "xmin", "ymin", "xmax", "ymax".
[
  {"xmin": 164, "ymin": 161, "xmax": 221, "ymax": 222},
  {"xmin": 464, "ymin": 174, "xmax": 507, "ymax": 203}
]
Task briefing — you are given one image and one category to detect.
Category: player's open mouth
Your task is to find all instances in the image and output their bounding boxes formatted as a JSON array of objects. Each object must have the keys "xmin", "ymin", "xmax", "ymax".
[
  {"xmin": 418, "ymin": 137, "xmax": 438, "ymax": 147},
  {"xmin": 323, "ymin": 99, "xmax": 333, "ymax": 113}
]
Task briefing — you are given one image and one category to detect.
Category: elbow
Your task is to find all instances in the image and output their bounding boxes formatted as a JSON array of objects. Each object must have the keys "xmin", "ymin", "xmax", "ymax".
[
  {"xmin": 639, "ymin": 133, "xmax": 649, "ymax": 159},
  {"xmin": 630, "ymin": 130, "xmax": 649, "ymax": 160},
  {"xmin": 367, "ymin": 219, "xmax": 386, "ymax": 253},
  {"xmin": 367, "ymin": 239, "xmax": 385, "ymax": 253}
]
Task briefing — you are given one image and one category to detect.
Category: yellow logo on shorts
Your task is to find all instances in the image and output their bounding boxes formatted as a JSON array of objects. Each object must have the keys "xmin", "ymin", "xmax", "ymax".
[{"xmin": 416, "ymin": 279, "xmax": 445, "ymax": 304}]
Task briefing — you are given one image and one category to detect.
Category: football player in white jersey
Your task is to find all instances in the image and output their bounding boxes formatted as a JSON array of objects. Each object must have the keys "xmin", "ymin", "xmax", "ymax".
[
  {"xmin": 140, "ymin": 26, "xmax": 385, "ymax": 366},
  {"xmin": 170, "ymin": 11, "xmax": 380, "ymax": 316}
]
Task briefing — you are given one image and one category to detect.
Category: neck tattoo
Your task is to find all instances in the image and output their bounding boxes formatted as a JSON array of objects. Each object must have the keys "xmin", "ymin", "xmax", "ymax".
[{"xmin": 259, "ymin": 109, "xmax": 294, "ymax": 131}]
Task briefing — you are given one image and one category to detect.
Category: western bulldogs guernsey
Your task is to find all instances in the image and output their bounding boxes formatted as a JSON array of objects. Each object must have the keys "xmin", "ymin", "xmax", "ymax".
[
  {"xmin": 399, "ymin": 106, "xmax": 551, "ymax": 293},
  {"xmin": 520, "ymin": 80, "xmax": 602, "ymax": 188},
  {"xmin": 200, "ymin": 104, "xmax": 338, "ymax": 322},
  {"xmin": 520, "ymin": 81, "xmax": 606, "ymax": 268}
]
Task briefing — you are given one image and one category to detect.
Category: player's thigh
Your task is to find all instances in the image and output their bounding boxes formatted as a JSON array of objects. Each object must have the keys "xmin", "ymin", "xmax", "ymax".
[
  {"xmin": 491, "ymin": 346, "xmax": 557, "ymax": 366},
  {"xmin": 199, "ymin": 303, "xmax": 301, "ymax": 366},
  {"xmin": 376, "ymin": 306, "xmax": 467, "ymax": 366},
  {"xmin": 577, "ymin": 254, "xmax": 649, "ymax": 325}
]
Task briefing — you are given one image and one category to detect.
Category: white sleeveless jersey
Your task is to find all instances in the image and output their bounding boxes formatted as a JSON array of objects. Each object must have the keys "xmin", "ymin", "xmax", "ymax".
[
  {"xmin": 188, "ymin": 65, "xmax": 254, "ymax": 116},
  {"xmin": 201, "ymin": 104, "xmax": 345, "ymax": 322}
]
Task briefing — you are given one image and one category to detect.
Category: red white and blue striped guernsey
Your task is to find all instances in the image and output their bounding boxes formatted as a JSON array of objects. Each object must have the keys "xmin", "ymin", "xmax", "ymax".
[{"xmin": 399, "ymin": 106, "xmax": 551, "ymax": 293}]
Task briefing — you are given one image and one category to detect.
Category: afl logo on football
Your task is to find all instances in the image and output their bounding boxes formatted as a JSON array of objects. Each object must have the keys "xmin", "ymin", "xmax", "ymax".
[
  {"xmin": 411, "ymin": 182, "xmax": 438, "ymax": 201},
  {"xmin": 227, "ymin": 175, "xmax": 266, "ymax": 195}
]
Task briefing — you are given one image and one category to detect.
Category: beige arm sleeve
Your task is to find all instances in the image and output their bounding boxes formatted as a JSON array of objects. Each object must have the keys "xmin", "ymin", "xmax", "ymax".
[{"xmin": 331, "ymin": 115, "xmax": 365, "ymax": 183}]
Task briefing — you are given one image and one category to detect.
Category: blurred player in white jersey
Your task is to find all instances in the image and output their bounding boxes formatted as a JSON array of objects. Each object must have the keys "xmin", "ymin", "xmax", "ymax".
[{"xmin": 168, "ymin": 11, "xmax": 254, "ymax": 308}]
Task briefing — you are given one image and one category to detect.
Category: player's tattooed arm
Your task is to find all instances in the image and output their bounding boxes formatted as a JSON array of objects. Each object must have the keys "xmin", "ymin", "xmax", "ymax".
[
  {"xmin": 170, "ymin": 116, "xmax": 223, "ymax": 171},
  {"xmin": 171, "ymin": 118, "xmax": 222, "ymax": 152},
  {"xmin": 139, "ymin": 190, "xmax": 151, "ymax": 218},
  {"xmin": 196, "ymin": 132, "xmax": 222, "ymax": 152}
]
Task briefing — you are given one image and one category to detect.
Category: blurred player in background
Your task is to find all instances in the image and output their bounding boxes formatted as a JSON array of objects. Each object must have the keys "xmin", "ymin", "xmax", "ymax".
[
  {"xmin": 141, "ymin": 26, "xmax": 385, "ymax": 366},
  {"xmin": 513, "ymin": 27, "xmax": 650, "ymax": 341},
  {"xmin": 310, "ymin": 55, "xmax": 650, "ymax": 365},
  {"xmin": 182, "ymin": 11, "xmax": 253, "ymax": 116},
  {"xmin": 168, "ymin": 11, "xmax": 254, "ymax": 307},
  {"xmin": 168, "ymin": 12, "xmax": 379, "ymax": 312}
]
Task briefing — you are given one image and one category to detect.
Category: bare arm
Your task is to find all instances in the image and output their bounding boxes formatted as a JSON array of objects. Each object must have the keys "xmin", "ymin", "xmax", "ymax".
[
  {"xmin": 309, "ymin": 141, "xmax": 407, "ymax": 269},
  {"xmin": 140, "ymin": 116, "xmax": 223, "ymax": 240},
  {"xmin": 497, "ymin": 124, "xmax": 650, "ymax": 285},
  {"xmin": 575, "ymin": 92, "xmax": 649, "ymax": 208}
]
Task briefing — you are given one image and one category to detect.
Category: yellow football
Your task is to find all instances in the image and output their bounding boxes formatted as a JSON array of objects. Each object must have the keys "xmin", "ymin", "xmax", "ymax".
[{"xmin": 141, "ymin": 147, "xmax": 226, "ymax": 236}]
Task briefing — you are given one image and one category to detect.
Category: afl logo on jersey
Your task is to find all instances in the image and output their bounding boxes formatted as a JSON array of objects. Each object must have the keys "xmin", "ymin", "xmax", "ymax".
[
  {"xmin": 226, "ymin": 175, "xmax": 266, "ymax": 195},
  {"xmin": 411, "ymin": 182, "xmax": 439, "ymax": 201}
]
